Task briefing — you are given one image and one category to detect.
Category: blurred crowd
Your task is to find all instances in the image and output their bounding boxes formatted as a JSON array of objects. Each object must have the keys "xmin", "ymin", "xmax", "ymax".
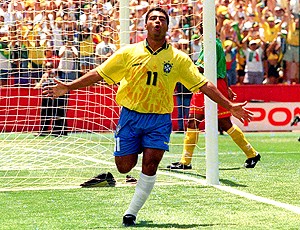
[{"xmin": 0, "ymin": 0, "xmax": 299, "ymax": 87}]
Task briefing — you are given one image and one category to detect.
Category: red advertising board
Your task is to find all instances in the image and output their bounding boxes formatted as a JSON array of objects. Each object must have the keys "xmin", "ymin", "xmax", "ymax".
[
  {"xmin": 231, "ymin": 103, "xmax": 300, "ymax": 131},
  {"xmin": 1, "ymin": 85, "xmax": 300, "ymax": 132}
]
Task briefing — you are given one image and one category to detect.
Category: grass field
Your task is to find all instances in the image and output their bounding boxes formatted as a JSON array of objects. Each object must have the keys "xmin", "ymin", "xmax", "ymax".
[{"xmin": 0, "ymin": 132, "xmax": 299, "ymax": 229}]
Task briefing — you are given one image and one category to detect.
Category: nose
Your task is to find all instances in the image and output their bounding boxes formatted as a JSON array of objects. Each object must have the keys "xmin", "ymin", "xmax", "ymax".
[{"xmin": 153, "ymin": 16, "xmax": 161, "ymax": 24}]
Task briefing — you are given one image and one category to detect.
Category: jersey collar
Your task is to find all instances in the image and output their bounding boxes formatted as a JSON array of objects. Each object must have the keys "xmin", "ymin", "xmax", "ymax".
[{"xmin": 144, "ymin": 39, "xmax": 169, "ymax": 55}]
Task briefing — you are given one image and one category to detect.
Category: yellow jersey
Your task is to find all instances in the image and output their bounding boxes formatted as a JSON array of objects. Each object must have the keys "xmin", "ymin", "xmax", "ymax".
[
  {"xmin": 80, "ymin": 36, "xmax": 95, "ymax": 57},
  {"xmin": 261, "ymin": 22, "xmax": 281, "ymax": 43},
  {"xmin": 286, "ymin": 21, "xmax": 299, "ymax": 46},
  {"xmin": 27, "ymin": 41, "xmax": 45, "ymax": 65},
  {"xmin": 96, "ymin": 40, "xmax": 207, "ymax": 114}
]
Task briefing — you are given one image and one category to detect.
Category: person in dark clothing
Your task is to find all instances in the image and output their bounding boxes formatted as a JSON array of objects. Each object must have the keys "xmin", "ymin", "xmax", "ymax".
[
  {"xmin": 34, "ymin": 62, "xmax": 68, "ymax": 137},
  {"xmin": 175, "ymin": 82, "xmax": 192, "ymax": 132}
]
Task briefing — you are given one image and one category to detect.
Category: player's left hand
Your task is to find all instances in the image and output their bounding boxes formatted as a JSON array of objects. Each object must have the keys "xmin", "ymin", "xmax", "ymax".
[
  {"xmin": 42, "ymin": 78, "xmax": 68, "ymax": 99},
  {"xmin": 230, "ymin": 101, "xmax": 253, "ymax": 123}
]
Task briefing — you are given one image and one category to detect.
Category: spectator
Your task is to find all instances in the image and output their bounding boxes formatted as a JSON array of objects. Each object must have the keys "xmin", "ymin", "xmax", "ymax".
[
  {"xmin": 78, "ymin": 26, "xmax": 95, "ymax": 75},
  {"xmin": 220, "ymin": 19, "xmax": 238, "ymax": 43},
  {"xmin": 0, "ymin": 1, "xmax": 14, "ymax": 27},
  {"xmin": 10, "ymin": 28, "xmax": 29, "ymax": 86},
  {"xmin": 170, "ymin": 28, "xmax": 184, "ymax": 43},
  {"xmin": 34, "ymin": 62, "xmax": 68, "ymax": 137},
  {"xmin": 232, "ymin": 2, "xmax": 247, "ymax": 21},
  {"xmin": 45, "ymin": 0, "xmax": 61, "ymax": 21},
  {"xmin": 44, "ymin": 46, "xmax": 60, "ymax": 69},
  {"xmin": 0, "ymin": 0, "xmax": 294, "ymax": 86},
  {"xmin": 95, "ymin": 31, "xmax": 117, "ymax": 65},
  {"xmin": 9, "ymin": 0, "xmax": 25, "ymax": 23},
  {"xmin": 58, "ymin": 39, "xmax": 79, "ymax": 82},
  {"xmin": 224, "ymin": 39, "xmax": 238, "ymax": 86},
  {"xmin": 177, "ymin": 38, "xmax": 189, "ymax": 54},
  {"xmin": 282, "ymin": 1, "xmax": 299, "ymax": 84},
  {"xmin": 175, "ymin": 82, "xmax": 192, "ymax": 133},
  {"xmin": 258, "ymin": 13, "xmax": 284, "ymax": 78},
  {"xmin": 259, "ymin": 15, "xmax": 283, "ymax": 43},
  {"xmin": 265, "ymin": 38, "xmax": 282, "ymax": 84},
  {"xmin": 0, "ymin": 14, "xmax": 8, "ymax": 35},
  {"xmin": 79, "ymin": 3, "xmax": 93, "ymax": 29},
  {"xmin": 34, "ymin": 62, "xmax": 57, "ymax": 136},
  {"xmin": 24, "ymin": 34, "xmax": 46, "ymax": 84},
  {"xmin": 274, "ymin": 6, "xmax": 285, "ymax": 21},
  {"xmin": 190, "ymin": 34, "xmax": 202, "ymax": 63},
  {"xmin": 168, "ymin": 7, "xmax": 180, "ymax": 31},
  {"xmin": 50, "ymin": 17, "xmax": 64, "ymax": 56},
  {"xmin": 242, "ymin": 37, "xmax": 265, "ymax": 84},
  {"xmin": 0, "ymin": 36, "xmax": 10, "ymax": 86}
]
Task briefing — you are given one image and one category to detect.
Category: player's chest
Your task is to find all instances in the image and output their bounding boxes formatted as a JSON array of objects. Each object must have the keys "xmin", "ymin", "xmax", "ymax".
[{"xmin": 130, "ymin": 53, "xmax": 178, "ymax": 78}]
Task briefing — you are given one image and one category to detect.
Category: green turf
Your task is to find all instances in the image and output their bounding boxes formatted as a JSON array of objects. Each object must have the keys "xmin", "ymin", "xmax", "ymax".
[{"xmin": 0, "ymin": 132, "xmax": 299, "ymax": 229}]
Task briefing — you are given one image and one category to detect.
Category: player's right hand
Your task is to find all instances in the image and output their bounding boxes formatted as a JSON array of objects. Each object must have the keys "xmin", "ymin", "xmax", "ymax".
[{"xmin": 42, "ymin": 78, "xmax": 68, "ymax": 99}]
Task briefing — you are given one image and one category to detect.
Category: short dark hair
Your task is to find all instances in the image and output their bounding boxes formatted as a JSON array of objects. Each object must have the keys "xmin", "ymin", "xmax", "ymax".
[{"xmin": 145, "ymin": 7, "xmax": 169, "ymax": 26}]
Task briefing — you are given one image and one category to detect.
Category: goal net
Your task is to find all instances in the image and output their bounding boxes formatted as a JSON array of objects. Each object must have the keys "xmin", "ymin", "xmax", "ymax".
[{"xmin": 0, "ymin": 1, "xmax": 205, "ymax": 190}]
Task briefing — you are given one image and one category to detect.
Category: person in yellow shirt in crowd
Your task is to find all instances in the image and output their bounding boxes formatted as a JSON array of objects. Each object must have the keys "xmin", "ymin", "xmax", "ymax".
[
  {"xmin": 283, "ymin": 1, "xmax": 299, "ymax": 84},
  {"xmin": 23, "ymin": 33, "xmax": 46, "ymax": 85},
  {"xmin": 256, "ymin": 3, "xmax": 284, "ymax": 78},
  {"xmin": 78, "ymin": 26, "xmax": 95, "ymax": 75}
]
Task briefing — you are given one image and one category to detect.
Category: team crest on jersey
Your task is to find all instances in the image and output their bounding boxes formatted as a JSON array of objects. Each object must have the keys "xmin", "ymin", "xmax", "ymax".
[{"xmin": 163, "ymin": 61, "xmax": 173, "ymax": 74}]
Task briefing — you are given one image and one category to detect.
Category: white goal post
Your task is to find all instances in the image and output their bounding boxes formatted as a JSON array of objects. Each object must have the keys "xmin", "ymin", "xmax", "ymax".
[{"xmin": 203, "ymin": 0, "xmax": 219, "ymax": 185}]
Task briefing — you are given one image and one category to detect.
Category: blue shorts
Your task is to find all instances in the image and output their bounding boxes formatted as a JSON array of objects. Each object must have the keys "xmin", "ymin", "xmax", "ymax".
[{"xmin": 114, "ymin": 107, "xmax": 172, "ymax": 156}]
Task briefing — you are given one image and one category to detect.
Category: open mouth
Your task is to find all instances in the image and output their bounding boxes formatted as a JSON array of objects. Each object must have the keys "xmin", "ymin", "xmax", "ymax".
[{"xmin": 154, "ymin": 25, "xmax": 161, "ymax": 30}]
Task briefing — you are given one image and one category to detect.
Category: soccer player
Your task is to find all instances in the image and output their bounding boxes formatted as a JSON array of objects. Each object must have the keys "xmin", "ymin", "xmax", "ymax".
[
  {"xmin": 167, "ymin": 37, "xmax": 261, "ymax": 170},
  {"xmin": 43, "ymin": 7, "xmax": 253, "ymax": 227}
]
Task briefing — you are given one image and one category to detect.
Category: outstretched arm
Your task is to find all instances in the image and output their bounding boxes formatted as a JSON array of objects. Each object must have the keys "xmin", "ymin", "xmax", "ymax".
[
  {"xmin": 199, "ymin": 81, "xmax": 253, "ymax": 123},
  {"xmin": 43, "ymin": 69, "xmax": 103, "ymax": 98}
]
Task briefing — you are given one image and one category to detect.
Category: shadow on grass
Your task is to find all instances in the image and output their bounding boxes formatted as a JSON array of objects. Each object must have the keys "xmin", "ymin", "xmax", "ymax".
[
  {"xmin": 137, "ymin": 220, "xmax": 236, "ymax": 228},
  {"xmin": 159, "ymin": 168, "xmax": 247, "ymax": 187},
  {"xmin": 90, "ymin": 222, "xmax": 237, "ymax": 229},
  {"xmin": 219, "ymin": 167, "xmax": 242, "ymax": 171}
]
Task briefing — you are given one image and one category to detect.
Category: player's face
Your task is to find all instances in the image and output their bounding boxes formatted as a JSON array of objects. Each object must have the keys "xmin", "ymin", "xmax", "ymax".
[{"xmin": 145, "ymin": 11, "xmax": 168, "ymax": 40}]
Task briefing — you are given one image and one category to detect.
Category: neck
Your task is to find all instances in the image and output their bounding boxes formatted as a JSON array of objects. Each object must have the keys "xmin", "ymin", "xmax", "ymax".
[{"xmin": 146, "ymin": 37, "xmax": 166, "ymax": 52}]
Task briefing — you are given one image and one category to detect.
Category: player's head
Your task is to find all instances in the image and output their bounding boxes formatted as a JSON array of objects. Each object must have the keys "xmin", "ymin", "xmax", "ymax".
[
  {"xmin": 145, "ymin": 7, "xmax": 169, "ymax": 40},
  {"xmin": 145, "ymin": 7, "xmax": 169, "ymax": 26}
]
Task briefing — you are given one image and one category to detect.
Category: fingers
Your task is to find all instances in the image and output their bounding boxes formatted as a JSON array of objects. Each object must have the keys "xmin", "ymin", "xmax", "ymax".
[
  {"xmin": 42, "ymin": 85, "xmax": 58, "ymax": 99},
  {"xmin": 245, "ymin": 108, "xmax": 254, "ymax": 116},
  {"xmin": 53, "ymin": 77, "xmax": 63, "ymax": 84},
  {"xmin": 241, "ymin": 101, "xmax": 248, "ymax": 107},
  {"xmin": 42, "ymin": 90, "xmax": 57, "ymax": 99}
]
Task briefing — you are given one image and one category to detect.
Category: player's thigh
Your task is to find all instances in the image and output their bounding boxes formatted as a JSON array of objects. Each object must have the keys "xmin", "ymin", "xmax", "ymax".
[
  {"xmin": 142, "ymin": 148, "xmax": 165, "ymax": 175},
  {"xmin": 218, "ymin": 117, "xmax": 233, "ymax": 131},
  {"xmin": 187, "ymin": 113, "xmax": 204, "ymax": 129},
  {"xmin": 115, "ymin": 154, "xmax": 139, "ymax": 174}
]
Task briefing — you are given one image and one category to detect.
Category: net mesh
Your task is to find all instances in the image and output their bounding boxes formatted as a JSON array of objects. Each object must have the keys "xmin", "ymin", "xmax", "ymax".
[{"xmin": 0, "ymin": 1, "xmax": 205, "ymax": 190}]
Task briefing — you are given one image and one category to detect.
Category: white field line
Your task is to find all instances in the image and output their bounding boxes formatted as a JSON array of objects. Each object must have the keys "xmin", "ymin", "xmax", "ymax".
[
  {"xmin": 157, "ymin": 170, "xmax": 300, "ymax": 215},
  {"xmin": 1, "ymin": 152, "xmax": 300, "ymax": 215}
]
